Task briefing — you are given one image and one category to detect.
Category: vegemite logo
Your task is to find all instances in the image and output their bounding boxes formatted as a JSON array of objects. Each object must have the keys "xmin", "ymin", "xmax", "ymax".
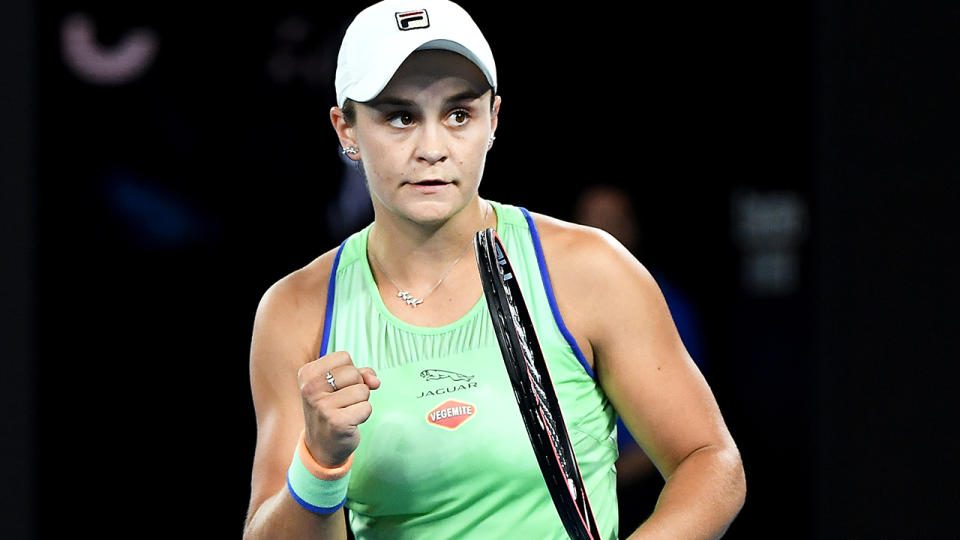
[
  {"xmin": 395, "ymin": 9, "xmax": 430, "ymax": 31},
  {"xmin": 420, "ymin": 369, "xmax": 474, "ymax": 382},
  {"xmin": 426, "ymin": 400, "xmax": 476, "ymax": 430}
]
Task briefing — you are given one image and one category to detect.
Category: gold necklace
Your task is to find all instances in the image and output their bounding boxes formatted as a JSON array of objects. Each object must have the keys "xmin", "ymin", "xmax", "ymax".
[{"xmin": 369, "ymin": 203, "xmax": 490, "ymax": 308}]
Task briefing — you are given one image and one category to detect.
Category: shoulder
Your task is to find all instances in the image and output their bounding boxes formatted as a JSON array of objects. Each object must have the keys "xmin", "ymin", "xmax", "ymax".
[
  {"xmin": 253, "ymin": 246, "xmax": 342, "ymax": 364},
  {"xmin": 526, "ymin": 210, "xmax": 657, "ymax": 293},
  {"xmin": 258, "ymin": 246, "xmax": 339, "ymax": 319},
  {"xmin": 525, "ymin": 211, "xmax": 666, "ymax": 351}
]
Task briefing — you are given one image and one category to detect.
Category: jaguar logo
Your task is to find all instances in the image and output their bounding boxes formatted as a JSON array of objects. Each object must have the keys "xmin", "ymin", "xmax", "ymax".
[
  {"xmin": 417, "ymin": 369, "xmax": 478, "ymax": 399},
  {"xmin": 420, "ymin": 369, "xmax": 474, "ymax": 382}
]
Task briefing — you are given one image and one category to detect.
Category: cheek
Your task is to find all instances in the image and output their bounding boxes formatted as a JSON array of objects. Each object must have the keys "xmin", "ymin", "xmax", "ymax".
[
  {"xmin": 360, "ymin": 139, "xmax": 404, "ymax": 181},
  {"xmin": 460, "ymin": 142, "xmax": 489, "ymax": 175}
]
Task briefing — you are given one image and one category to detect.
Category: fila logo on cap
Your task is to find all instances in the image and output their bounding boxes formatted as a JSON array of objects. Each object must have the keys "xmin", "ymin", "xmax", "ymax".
[{"xmin": 396, "ymin": 9, "xmax": 430, "ymax": 30}]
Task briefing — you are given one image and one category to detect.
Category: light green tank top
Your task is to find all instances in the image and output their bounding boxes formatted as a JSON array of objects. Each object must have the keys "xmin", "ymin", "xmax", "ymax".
[{"xmin": 321, "ymin": 201, "xmax": 619, "ymax": 539}]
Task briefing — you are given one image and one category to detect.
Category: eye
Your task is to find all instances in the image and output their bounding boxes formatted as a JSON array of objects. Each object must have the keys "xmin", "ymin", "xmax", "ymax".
[
  {"xmin": 448, "ymin": 109, "xmax": 470, "ymax": 127},
  {"xmin": 388, "ymin": 112, "xmax": 415, "ymax": 128}
]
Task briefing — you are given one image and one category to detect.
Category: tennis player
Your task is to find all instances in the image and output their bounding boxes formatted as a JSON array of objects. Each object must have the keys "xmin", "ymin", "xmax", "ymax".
[{"xmin": 243, "ymin": 1, "xmax": 745, "ymax": 538}]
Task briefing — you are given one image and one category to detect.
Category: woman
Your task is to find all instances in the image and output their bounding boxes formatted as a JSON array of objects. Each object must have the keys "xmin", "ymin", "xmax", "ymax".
[{"xmin": 243, "ymin": 1, "xmax": 745, "ymax": 538}]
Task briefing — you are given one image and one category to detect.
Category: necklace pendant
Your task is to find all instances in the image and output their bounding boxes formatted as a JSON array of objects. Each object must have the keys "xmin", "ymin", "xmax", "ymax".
[{"xmin": 397, "ymin": 290, "xmax": 424, "ymax": 307}]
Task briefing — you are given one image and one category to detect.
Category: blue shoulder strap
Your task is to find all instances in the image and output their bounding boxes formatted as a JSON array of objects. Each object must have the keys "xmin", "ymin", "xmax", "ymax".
[
  {"xmin": 319, "ymin": 239, "xmax": 348, "ymax": 357},
  {"xmin": 518, "ymin": 207, "xmax": 596, "ymax": 379}
]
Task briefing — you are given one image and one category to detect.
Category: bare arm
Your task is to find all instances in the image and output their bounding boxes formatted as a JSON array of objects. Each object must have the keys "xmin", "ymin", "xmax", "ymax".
[
  {"xmin": 537, "ymin": 216, "xmax": 746, "ymax": 539},
  {"xmin": 243, "ymin": 252, "xmax": 379, "ymax": 540}
]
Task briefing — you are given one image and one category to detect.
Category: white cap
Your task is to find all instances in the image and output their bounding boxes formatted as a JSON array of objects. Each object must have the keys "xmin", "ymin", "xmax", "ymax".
[{"xmin": 335, "ymin": 0, "xmax": 497, "ymax": 107}]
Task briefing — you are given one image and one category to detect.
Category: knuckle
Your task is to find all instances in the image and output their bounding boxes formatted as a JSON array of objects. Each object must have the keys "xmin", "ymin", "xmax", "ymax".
[
  {"xmin": 306, "ymin": 393, "xmax": 334, "ymax": 415},
  {"xmin": 297, "ymin": 362, "xmax": 314, "ymax": 385},
  {"xmin": 300, "ymin": 377, "xmax": 324, "ymax": 398},
  {"xmin": 342, "ymin": 369, "xmax": 361, "ymax": 387},
  {"xmin": 328, "ymin": 415, "xmax": 351, "ymax": 434},
  {"xmin": 326, "ymin": 350, "xmax": 353, "ymax": 364},
  {"xmin": 358, "ymin": 402, "xmax": 373, "ymax": 422},
  {"xmin": 331, "ymin": 366, "xmax": 359, "ymax": 388}
]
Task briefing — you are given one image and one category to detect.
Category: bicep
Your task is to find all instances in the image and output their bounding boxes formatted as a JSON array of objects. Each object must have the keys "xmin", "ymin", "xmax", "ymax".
[
  {"xmin": 246, "ymin": 280, "xmax": 324, "ymax": 521},
  {"xmin": 559, "ymin": 233, "xmax": 732, "ymax": 479},
  {"xmin": 596, "ymin": 270, "xmax": 729, "ymax": 478}
]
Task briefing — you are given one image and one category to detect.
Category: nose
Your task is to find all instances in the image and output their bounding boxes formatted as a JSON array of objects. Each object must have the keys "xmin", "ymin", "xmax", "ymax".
[{"xmin": 416, "ymin": 122, "xmax": 447, "ymax": 165}]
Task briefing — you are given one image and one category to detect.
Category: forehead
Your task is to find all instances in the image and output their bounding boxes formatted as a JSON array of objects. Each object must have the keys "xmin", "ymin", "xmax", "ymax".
[{"xmin": 377, "ymin": 49, "xmax": 490, "ymax": 100}]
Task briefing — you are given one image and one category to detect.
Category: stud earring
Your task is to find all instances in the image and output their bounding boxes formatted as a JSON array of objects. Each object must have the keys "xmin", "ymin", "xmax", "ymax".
[
  {"xmin": 342, "ymin": 146, "xmax": 359, "ymax": 155},
  {"xmin": 487, "ymin": 135, "xmax": 496, "ymax": 149}
]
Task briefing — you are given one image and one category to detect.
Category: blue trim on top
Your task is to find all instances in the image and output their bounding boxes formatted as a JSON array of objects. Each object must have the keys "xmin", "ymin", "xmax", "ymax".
[
  {"xmin": 320, "ymin": 240, "xmax": 347, "ymax": 357},
  {"xmin": 519, "ymin": 207, "xmax": 596, "ymax": 379},
  {"xmin": 286, "ymin": 473, "xmax": 347, "ymax": 514}
]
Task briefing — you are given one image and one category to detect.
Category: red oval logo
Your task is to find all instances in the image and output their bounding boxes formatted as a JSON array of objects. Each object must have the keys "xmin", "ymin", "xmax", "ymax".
[{"xmin": 426, "ymin": 400, "xmax": 476, "ymax": 430}]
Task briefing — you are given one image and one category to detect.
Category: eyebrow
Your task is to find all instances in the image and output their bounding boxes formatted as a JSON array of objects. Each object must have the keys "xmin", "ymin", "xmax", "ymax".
[
  {"xmin": 365, "ymin": 96, "xmax": 416, "ymax": 109},
  {"xmin": 366, "ymin": 90, "xmax": 488, "ymax": 110},
  {"xmin": 443, "ymin": 90, "xmax": 487, "ymax": 106}
]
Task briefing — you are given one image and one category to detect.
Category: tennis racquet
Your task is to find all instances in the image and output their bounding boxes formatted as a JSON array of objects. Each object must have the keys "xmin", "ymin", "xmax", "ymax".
[{"xmin": 474, "ymin": 228, "xmax": 601, "ymax": 540}]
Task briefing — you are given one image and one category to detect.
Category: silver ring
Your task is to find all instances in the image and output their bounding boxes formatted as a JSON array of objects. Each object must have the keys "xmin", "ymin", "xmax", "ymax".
[{"xmin": 325, "ymin": 371, "xmax": 337, "ymax": 391}]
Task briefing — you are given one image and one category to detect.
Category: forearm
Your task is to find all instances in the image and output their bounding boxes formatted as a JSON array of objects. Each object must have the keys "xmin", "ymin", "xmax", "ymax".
[
  {"xmin": 243, "ymin": 487, "xmax": 347, "ymax": 540},
  {"xmin": 627, "ymin": 445, "xmax": 746, "ymax": 540}
]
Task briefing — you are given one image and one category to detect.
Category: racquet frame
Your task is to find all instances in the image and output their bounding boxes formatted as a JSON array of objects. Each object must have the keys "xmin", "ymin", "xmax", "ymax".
[{"xmin": 474, "ymin": 228, "xmax": 601, "ymax": 540}]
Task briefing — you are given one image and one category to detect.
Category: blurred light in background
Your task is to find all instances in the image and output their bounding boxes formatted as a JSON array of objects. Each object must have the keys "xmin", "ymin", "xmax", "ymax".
[
  {"xmin": 103, "ymin": 168, "xmax": 218, "ymax": 248},
  {"xmin": 61, "ymin": 12, "xmax": 159, "ymax": 86},
  {"xmin": 732, "ymin": 188, "xmax": 808, "ymax": 296}
]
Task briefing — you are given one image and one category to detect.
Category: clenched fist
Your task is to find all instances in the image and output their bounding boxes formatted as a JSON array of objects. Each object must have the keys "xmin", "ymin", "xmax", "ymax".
[{"xmin": 297, "ymin": 351, "xmax": 380, "ymax": 467}]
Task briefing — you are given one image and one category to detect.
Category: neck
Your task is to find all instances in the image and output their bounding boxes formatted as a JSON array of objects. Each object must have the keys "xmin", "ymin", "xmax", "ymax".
[{"xmin": 368, "ymin": 198, "xmax": 493, "ymax": 289}]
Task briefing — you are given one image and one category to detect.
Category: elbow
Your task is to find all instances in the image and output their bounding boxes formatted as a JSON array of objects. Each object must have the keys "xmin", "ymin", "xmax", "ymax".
[
  {"xmin": 698, "ymin": 442, "xmax": 747, "ymax": 519},
  {"xmin": 725, "ymin": 445, "xmax": 747, "ymax": 516},
  {"xmin": 243, "ymin": 504, "xmax": 264, "ymax": 540},
  {"xmin": 242, "ymin": 518, "xmax": 255, "ymax": 540},
  {"xmin": 711, "ymin": 444, "xmax": 746, "ymax": 539}
]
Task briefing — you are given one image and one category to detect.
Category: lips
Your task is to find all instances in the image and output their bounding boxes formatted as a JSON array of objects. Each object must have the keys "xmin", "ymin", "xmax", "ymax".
[
  {"xmin": 405, "ymin": 179, "xmax": 453, "ymax": 194},
  {"xmin": 409, "ymin": 179, "xmax": 449, "ymax": 186}
]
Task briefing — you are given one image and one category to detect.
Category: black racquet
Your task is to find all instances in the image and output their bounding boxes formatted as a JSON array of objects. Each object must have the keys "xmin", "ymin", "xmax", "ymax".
[{"xmin": 474, "ymin": 228, "xmax": 601, "ymax": 540}]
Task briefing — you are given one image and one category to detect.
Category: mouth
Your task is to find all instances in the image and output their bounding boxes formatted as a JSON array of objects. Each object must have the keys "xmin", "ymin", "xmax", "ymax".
[
  {"xmin": 408, "ymin": 179, "xmax": 450, "ymax": 186},
  {"xmin": 404, "ymin": 179, "xmax": 455, "ymax": 193}
]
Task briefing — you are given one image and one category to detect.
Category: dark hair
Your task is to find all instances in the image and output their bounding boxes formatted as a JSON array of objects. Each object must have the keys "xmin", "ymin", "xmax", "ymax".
[
  {"xmin": 342, "ymin": 99, "xmax": 358, "ymax": 126},
  {"xmin": 340, "ymin": 88, "xmax": 496, "ymax": 127}
]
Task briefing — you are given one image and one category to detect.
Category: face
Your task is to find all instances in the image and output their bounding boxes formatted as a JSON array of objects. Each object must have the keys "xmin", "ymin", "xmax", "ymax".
[{"xmin": 332, "ymin": 49, "xmax": 500, "ymax": 226}]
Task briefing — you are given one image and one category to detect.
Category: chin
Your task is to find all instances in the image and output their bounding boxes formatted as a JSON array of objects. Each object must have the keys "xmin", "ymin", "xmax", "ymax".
[
  {"xmin": 407, "ymin": 205, "xmax": 454, "ymax": 226},
  {"xmin": 403, "ymin": 198, "xmax": 465, "ymax": 226}
]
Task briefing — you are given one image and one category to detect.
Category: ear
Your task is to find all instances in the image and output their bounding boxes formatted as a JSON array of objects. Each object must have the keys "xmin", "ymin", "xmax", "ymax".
[
  {"xmin": 330, "ymin": 106, "xmax": 360, "ymax": 160},
  {"xmin": 489, "ymin": 95, "xmax": 501, "ymax": 138}
]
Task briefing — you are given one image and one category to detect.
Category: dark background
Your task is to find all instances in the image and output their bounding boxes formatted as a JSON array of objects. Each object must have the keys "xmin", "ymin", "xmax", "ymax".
[{"xmin": 2, "ymin": 1, "xmax": 958, "ymax": 538}]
